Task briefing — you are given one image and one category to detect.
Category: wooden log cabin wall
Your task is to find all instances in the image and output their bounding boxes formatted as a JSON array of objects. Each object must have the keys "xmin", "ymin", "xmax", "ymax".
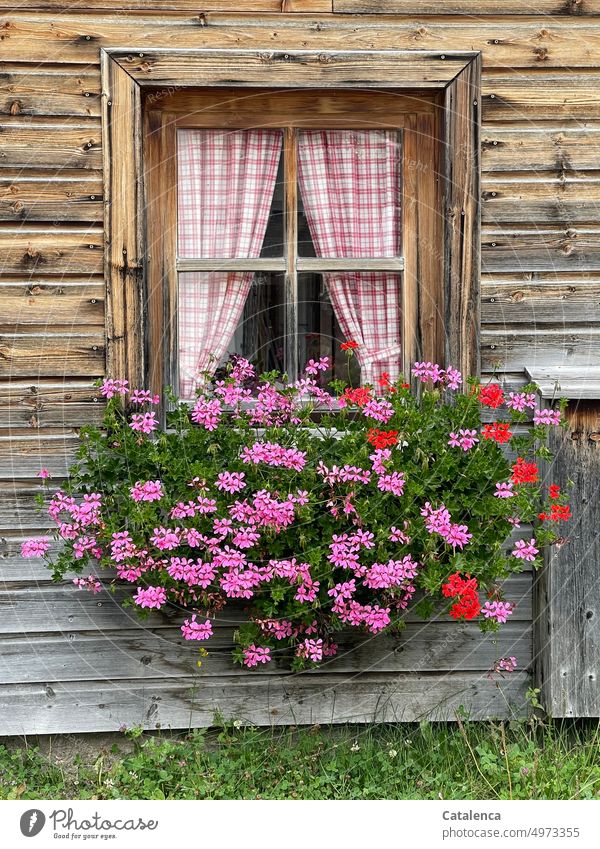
[{"xmin": 0, "ymin": 0, "xmax": 599, "ymax": 733}]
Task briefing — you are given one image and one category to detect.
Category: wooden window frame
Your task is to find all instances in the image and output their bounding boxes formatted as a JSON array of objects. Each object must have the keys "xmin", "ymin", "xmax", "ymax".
[
  {"xmin": 101, "ymin": 48, "xmax": 481, "ymax": 396},
  {"xmin": 146, "ymin": 88, "xmax": 438, "ymax": 394}
]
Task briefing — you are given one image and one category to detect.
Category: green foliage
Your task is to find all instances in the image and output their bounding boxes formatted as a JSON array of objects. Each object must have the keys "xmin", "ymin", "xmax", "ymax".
[
  {"xmin": 34, "ymin": 369, "xmax": 568, "ymax": 668},
  {"xmin": 0, "ymin": 720, "xmax": 598, "ymax": 800}
]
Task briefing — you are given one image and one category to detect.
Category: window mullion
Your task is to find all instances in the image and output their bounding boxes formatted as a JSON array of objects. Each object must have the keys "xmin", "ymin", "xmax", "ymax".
[{"xmin": 284, "ymin": 126, "xmax": 299, "ymax": 383}]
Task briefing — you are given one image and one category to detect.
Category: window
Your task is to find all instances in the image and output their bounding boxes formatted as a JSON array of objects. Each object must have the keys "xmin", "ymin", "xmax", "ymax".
[
  {"xmin": 103, "ymin": 48, "xmax": 480, "ymax": 398},
  {"xmin": 145, "ymin": 88, "xmax": 443, "ymax": 399}
]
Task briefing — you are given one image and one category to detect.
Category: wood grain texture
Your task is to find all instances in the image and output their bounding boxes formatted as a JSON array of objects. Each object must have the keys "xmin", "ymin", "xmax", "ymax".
[
  {"xmin": 0, "ymin": 1, "xmax": 332, "ymax": 9},
  {"xmin": 534, "ymin": 407, "xmax": 600, "ymax": 717},
  {"xmin": 444, "ymin": 56, "xmax": 481, "ymax": 378},
  {"xmin": 481, "ymin": 125, "xmax": 600, "ymax": 172},
  {"xmin": 0, "ymin": 380, "xmax": 104, "ymax": 428},
  {"xmin": 335, "ymin": 1, "xmax": 600, "ymax": 12},
  {"xmin": 482, "ymin": 176, "xmax": 600, "ymax": 224},
  {"xmin": 0, "ymin": 672, "xmax": 529, "ymax": 734},
  {"xmin": 114, "ymin": 49, "xmax": 474, "ymax": 89},
  {"xmin": 0, "ymin": 176, "xmax": 103, "ymax": 222},
  {"xmin": 2, "ymin": 12, "xmax": 600, "ymax": 68},
  {"xmin": 144, "ymin": 108, "xmax": 176, "ymax": 402},
  {"xmin": 482, "ymin": 273, "xmax": 600, "ymax": 324},
  {"xmin": 0, "ymin": 65, "xmax": 101, "ymax": 118},
  {"xmin": 481, "ymin": 326, "xmax": 600, "ymax": 370},
  {"xmin": 482, "ymin": 74, "xmax": 600, "ymax": 121},
  {"xmin": 0, "ymin": 227, "xmax": 103, "ymax": 274},
  {"xmin": 0, "ymin": 622, "xmax": 531, "ymax": 683},
  {"xmin": 0, "ymin": 281, "xmax": 104, "ymax": 328},
  {"xmin": 0, "ymin": 433, "xmax": 80, "ymax": 478},
  {"xmin": 102, "ymin": 51, "xmax": 145, "ymax": 389},
  {"xmin": 0, "ymin": 122, "xmax": 102, "ymax": 170},
  {"xmin": 0, "ymin": 332, "xmax": 105, "ymax": 378},
  {"xmin": 482, "ymin": 226, "xmax": 600, "ymax": 273},
  {"xmin": 526, "ymin": 365, "xmax": 600, "ymax": 398}
]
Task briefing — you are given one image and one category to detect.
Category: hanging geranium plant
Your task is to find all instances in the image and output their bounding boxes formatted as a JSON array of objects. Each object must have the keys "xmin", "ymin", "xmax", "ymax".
[{"xmin": 22, "ymin": 353, "xmax": 570, "ymax": 671}]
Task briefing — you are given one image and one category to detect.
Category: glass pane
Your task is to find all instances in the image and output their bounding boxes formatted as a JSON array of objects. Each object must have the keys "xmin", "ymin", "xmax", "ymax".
[
  {"xmin": 297, "ymin": 129, "xmax": 402, "ymax": 258},
  {"xmin": 177, "ymin": 128, "xmax": 284, "ymax": 260},
  {"xmin": 177, "ymin": 271, "xmax": 286, "ymax": 397},
  {"xmin": 298, "ymin": 272, "xmax": 403, "ymax": 389},
  {"xmin": 260, "ymin": 154, "xmax": 285, "ymax": 258}
]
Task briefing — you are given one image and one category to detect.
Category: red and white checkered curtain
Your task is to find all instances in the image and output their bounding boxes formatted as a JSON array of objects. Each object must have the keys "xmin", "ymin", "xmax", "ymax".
[
  {"xmin": 297, "ymin": 130, "xmax": 402, "ymax": 384},
  {"xmin": 177, "ymin": 129, "xmax": 283, "ymax": 397}
]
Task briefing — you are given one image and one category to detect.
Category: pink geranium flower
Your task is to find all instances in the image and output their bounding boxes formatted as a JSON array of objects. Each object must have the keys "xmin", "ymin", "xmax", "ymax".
[
  {"xmin": 21, "ymin": 538, "xmax": 50, "ymax": 558},
  {"xmin": 181, "ymin": 615, "xmax": 213, "ymax": 641}
]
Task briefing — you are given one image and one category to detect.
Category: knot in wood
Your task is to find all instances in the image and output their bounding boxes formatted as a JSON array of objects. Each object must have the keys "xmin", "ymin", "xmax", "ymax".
[
  {"xmin": 534, "ymin": 47, "xmax": 549, "ymax": 61},
  {"xmin": 9, "ymin": 99, "xmax": 21, "ymax": 115}
]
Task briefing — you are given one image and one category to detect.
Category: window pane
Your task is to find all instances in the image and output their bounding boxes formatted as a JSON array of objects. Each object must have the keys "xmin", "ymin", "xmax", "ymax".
[
  {"xmin": 298, "ymin": 273, "xmax": 361, "ymax": 388},
  {"xmin": 177, "ymin": 128, "xmax": 283, "ymax": 260},
  {"xmin": 178, "ymin": 271, "xmax": 286, "ymax": 397},
  {"xmin": 260, "ymin": 154, "xmax": 285, "ymax": 258},
  {"xmin": 298, "ymin": 272, "xmax": 402, "ymax": 387},
  {"xmin": 297, "ymin": 129, "xmax": 402, "ymax": 258}
]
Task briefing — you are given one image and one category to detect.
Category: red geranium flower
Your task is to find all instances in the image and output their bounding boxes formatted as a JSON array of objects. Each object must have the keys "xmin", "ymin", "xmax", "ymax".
[
  {"xmin": 367, "ymin": 428, "xmax": 399, "ymax": 449},
  {"xmin": 377, "ymin": 372, "xmax": 396, "ymax": 393},
  {"xmin": 340, "ymin": 340, "xmax": 359, "ymax": 351},
  {"xmin": 549, "ymin": 484, "xmax": 561, "ymax": 500},
  {"xmin": 479, "ymin": 383, "xmax": 505, "ymax": 409},
  {"xmin": 511, "ymin": 457, "xmax": 539, "ymax": 485},
  {"xmin": 550, "ymin": 503, "xmax": 571, "ymax": 522},
  {"xmin": 442, "ymin": 572, "xmax": 481, "ymax": 620},
  {"xmin": 449, "ymin": 595, "xmax": 481, "ymax": 621},
  {"xmin": 482, "ymin": 422, "xmax": 512, "ymax": 444},
  {"xmin": 341, "ymin": 387, "xmax": 371, "ymax": 408}
]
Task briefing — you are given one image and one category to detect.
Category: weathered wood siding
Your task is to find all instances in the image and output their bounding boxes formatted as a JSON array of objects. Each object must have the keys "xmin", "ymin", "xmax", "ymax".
[{"xmin": 2, "ymin": 2, "xmax": 599, "ymax": 732}]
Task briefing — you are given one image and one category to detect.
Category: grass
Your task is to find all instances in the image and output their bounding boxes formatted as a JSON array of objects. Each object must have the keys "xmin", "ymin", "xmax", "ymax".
[{"xmin": 0, "ymin": 719, "xmax": 598, "ymax": 800}]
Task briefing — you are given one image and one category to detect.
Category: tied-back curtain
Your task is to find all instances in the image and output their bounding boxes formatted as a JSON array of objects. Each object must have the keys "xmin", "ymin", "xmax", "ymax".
[
  {"xmin": 177, "ymin": 129, "xmax": 283, "ymax": 397},
  {"xmin": 297, "ymin": 130, "xmax": 402, "ymax": 384}
]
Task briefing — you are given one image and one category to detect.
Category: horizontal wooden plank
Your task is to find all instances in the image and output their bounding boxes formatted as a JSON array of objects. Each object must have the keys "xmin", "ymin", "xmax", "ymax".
[
  {"xmin": 0, "ymin": 672, "xmax": 530, "ymax": 733},
  {"xmin": 0, "ymin": 281, "xmax": 104, "ymax": 328},
  {"xmin": 526, "ymin": 365, "xmax": 600, "ymax": 398},
  {"xmin": 0, "ymin": 123, "xmax": 102, "ymax": 170},
  {"xmin": 335, "ymin": 1, "xmax": 600, "ymax": 12},
  {"xmin": 0, "ymin": 433, "xmax": 79, "ymax": 478},
  {"xmin": 0, "ymin": 577, "xmax": 533, "ymax": 635},
  {"xmin": 0, "ymin": 482, "xmax": 49, "ymax": 531},
  {"xmin": 482, "ymin": 176, "xmax": 600, "ymax": 224},
  {"xmin": 0, "ymin": 1, "xmax": 331, "ymax": 9},
  {"xmin": 0, "ymin": 379, "xmax": 104, "ymax": 428},
  {"xmin": 0, "ymin": 176, "xmax": 103, "ymax": 222},
  {"xmin": 115, "ymin": 49, "xmax": 472, "ymax": 89},
  {"xmin": 481, "ymin": 326, "xmax": 600, "ymax": 370},
  {"xmin": 482, "ymin": 275, "xmax": 600, "ymax": 323},
  {"xmin": 0, "ymin": 332, "xmax": 105, "ymax": 378},
  {"xmin": 482, "ymin": 226, "xmax": 600, "ymax": 272},
  {"xmin": 0, "ymin": 227, "xmax": 103, "ymax": 273},
  {"xmin": 481, "ymin": 126, "xmax": 600, "ymax": 172},
  {"xmin": 1, "ymin": 12, "xmax": 600, "ymax": 68},
  {"xmin": 481, "ymin": 122, "xmax": 600, "ymax": 174},
  {"xmin": 0, "ymin": 621, "xmax": 531, "ymax": 684},
  {"xmin": 0, "ymin": 66, "xmax": 100, "ymax": 118},
  {"xmin": 483, "ymin": 74, "xmax": 600, "ymax": 121}
]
